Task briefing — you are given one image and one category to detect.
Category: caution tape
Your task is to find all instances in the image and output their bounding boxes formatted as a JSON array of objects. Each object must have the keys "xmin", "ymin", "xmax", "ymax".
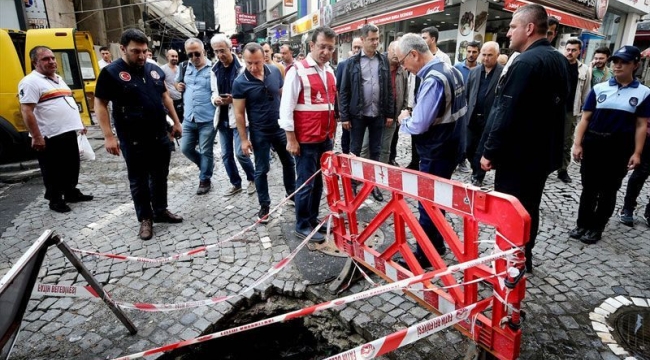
[
  {"xmin": 71, "ymin": 170, "xmax": 323, "ymax": 264},
  {"xmin": 111, "ymin": 248, "xmax": 516, "ymax": 359},
  {"xmin": 33, "ymin": 283, "xmax": 100, "ymax": 298},
  {"xmin": 324, "ymin": 303, "xmax": 480, "ymax": 360}
]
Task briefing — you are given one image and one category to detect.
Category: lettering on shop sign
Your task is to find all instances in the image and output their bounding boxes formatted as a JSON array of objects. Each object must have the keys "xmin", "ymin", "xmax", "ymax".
[{"xmin": 334, "ymin": 0, "xmax": 382, "ymax": 17}]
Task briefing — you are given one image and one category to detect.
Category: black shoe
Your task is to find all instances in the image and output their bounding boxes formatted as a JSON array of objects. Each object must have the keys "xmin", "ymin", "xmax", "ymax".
[
  {"xmin": 406, "ymin": 162, "xmax": 419, "ymax": 170},
  {"xmin": 197, "ymin": 180, "xmax": 211, "ymax": 195},
  {"xmin": 65, "ymin": 190, "xmax": 93, "ymax": 203},
  {"xmin": 295, "ymin": 227, "xmax": 325, "ymax": 243},
  {"xmin": 257, "ymin": 206, "xmax": 270, "ymax": 224},
  {"xmin": 371, "ymin": 187, "xmax": 383, "ymax": 202},
  {"xmin": 49, "ymin": 201, "xmax": 71, "ymax": 213},
  {"xmin": 557, "ymin": 170, "xmax": 572, "ymax": 183},
  {"xmin": 569, "ymin": 226, "xmax": 587, "ymax": 239},
  {"xmin": 580, "ymin": 230, "xmax": 602, "ymax": 244},
  {"xmin": 618, "ymin": 208, "xmax": 634, "ymax": 227},
  {"xmin": 153, "ymin": 210, "xmax": 183, "ymax": 223}
]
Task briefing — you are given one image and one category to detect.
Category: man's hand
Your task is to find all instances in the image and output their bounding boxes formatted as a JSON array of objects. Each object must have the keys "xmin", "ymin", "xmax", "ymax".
[
  {"xmin": 385, "ymin": 118, "xmax": 393, "ymax": 127},
  {"xmin": 31, "ymin": 136, "xmax": 45, "ymax": 151},
  {"xmin": 628, "ymin": 153, "xmax": 641, "ymax": 170},
  {"xmin": 341, "ymin": 121, "xmax": 351, "ymax": 130},
  {"xmin": 214, "ymin": 94, "xmax": 233, "ymax": 106},
  {"xmin": 572, "ymin": 144, "xmax": 583, "ymax": 163},
  {"xmin": 171, "ymin": 122, "xmax": 182, "ymax": 139},
  {"xmin": 105, "ymin": 136, "xmax": 120, "ymax": 156},
  {"xmin": 241, "ymin": 139, "xmax": 253, "ymax": 157},
  {"xmin": 398, "ymin": 109, "xmax": 410, "ymax": 123},
  {"xmin": 80, "ymin": 127, "xmax": 88, "ymax": 135},
  {"xmin": 480, "ymin": 156, "xmax": 493, "ymax": 171},
  {"xmin": 176, "ymin": 82, "xmax": 186, "ymax": 92},
  {"xmin": 286, "ymin": 137, "xmax": 300, "ymax": 156}
]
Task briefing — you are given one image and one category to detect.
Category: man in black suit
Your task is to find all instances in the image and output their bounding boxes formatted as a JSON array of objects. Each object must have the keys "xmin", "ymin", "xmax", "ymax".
[
  {"xmin": 465, "ymin": 41, "xmax": 503, "ymax": 186},
  {"xmin": 480, "ymin": 4, "xmax": 570, "ymax": 273},
  {"xmin": 335, "ymin": 37, "xmax": 362, "ymax": 154}
]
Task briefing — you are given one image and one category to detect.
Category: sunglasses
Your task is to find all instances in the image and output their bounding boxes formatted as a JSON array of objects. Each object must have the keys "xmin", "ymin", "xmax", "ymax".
[{"xmin": 187, "ymin": 51, "xmax": 202, "ymax": 58}]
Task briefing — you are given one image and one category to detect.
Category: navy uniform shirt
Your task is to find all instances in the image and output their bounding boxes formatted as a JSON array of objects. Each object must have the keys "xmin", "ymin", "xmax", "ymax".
[
  {"xmin": 583, "ymin": 77, "xmax": 650, "ymax": 134},
  {"xmin": 232, "ymin": 65, "xmax": 283, "ymax": 132}
]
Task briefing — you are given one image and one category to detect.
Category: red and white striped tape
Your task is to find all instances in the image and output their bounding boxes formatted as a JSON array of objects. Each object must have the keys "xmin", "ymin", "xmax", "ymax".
[
  {"xmin": 33, "ymin": 283, "xmax": 99, "ymax": 298},
  {"xmin": 111, "ymin": 249, "xmax": 516, "ymax": 360},
  {"xmin": 72, "ymin": 170, "xmax": 323, "ymax": 264},
  {"xmin": 324, "ymin": 303, "xmax": 479, "ymax": 360}
]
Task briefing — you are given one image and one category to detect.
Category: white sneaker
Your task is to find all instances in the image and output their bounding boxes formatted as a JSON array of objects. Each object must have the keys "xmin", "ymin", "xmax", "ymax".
[{"xmin": 247, "ymin": 181, "xmax": 256, "ymax": 195}]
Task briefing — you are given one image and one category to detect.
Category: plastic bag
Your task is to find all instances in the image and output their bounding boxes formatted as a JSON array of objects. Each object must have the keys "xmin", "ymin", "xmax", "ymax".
[{"xmin": 77, "ymin": 133, "xmax": 95, "ymax": 161}]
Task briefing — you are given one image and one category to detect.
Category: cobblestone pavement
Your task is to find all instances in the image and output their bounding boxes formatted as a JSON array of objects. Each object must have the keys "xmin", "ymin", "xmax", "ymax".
[{"xmin": 1, "ymin": 126, "xmax": 649, "ymax": 360}]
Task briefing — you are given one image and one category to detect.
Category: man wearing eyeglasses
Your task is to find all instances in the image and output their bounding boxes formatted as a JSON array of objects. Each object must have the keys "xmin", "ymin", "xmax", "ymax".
[
  {"xmin": 280, "ymin": 26, "xmax": 338, "ymax": 242},
  {"xmin": 395, "ymin": 34, "xmax": 467, "ymax": 269},
  {"xmin": 19, "ymin": 45, "xmax": 94, "ymax": 213},
  {"xmin": 233, "ymin": 42, "xmax": 296, "ymax": 224},
  {"xmin": 176, "ymin": 38, "xmax": 218, "ymax": 195}
]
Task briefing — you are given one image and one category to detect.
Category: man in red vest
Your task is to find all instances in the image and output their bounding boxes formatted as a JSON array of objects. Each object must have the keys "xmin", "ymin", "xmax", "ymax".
[{"xmin": 280, "ymin": 27, "xmax": 338, "ymax": 242}]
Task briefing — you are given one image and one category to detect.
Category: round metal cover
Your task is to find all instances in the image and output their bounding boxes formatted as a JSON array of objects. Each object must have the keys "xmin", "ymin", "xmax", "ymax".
[
  {"xmin": 614, "ymin": 307, "xmax": 650, "ymax": 359},
  {"xmin": 311, "ymin": 221, "xmax": 384, "ymax": 258}
]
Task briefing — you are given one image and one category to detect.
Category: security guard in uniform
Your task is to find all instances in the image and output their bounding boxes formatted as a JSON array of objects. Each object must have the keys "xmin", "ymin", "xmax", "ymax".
[
  {"xmin": 95, "ymin": 28, "xmax": 183, "ymax": 241},
  {"xmin": 571, "ymin": 45, "xmax": 650, "ymax": 244}
]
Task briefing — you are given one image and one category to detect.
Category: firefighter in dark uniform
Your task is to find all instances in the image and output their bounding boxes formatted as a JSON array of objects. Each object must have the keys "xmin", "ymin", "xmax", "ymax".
[{"xmin": 95, "ymin": 28, "xmax": 183, "ymax": 241}]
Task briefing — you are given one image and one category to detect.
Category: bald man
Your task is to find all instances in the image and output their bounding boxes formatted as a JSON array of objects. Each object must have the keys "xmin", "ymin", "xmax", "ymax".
[{"xmin": 161, "ymin": 49, "xmax": 184, "ymax": 121}]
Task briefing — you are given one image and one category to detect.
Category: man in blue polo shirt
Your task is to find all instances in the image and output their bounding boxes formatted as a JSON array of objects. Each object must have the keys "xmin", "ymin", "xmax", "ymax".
[
  {"xmin": 233, "ymin": 42, "xmax": 296, "ymax": 223},
  {"xmin": 571, "ymin": 45, "xmax": 650, "ymax": 244},
  {"xmin": 454, "ymin": 41, "xmax": 480, "ymax": 83}
]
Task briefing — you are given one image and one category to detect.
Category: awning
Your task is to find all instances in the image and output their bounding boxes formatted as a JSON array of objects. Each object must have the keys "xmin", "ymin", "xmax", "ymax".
[
  {"xmin": 333, "ymin": 0, "xmax": 444, "ymax": 34},
  {"xmin": 254, "ymin": 12, "xmax": 298, "ymax": 33},
  {"xmin": 504, "ymin": 0, "xmax": 601, "ymax": 33},
  {"xmin": 138, "ymin": 0, "xmax": 199, "ymax": 38}
]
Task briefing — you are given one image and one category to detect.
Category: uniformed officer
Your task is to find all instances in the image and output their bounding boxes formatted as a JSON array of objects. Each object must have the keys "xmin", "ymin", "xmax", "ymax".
[
  {"xmin": 571, "ymin": 45, "xmax": 650, "ymax": 244},
  {"xmin": 95, "ymin": 28, "xmax": 183, "ymax": 241}
]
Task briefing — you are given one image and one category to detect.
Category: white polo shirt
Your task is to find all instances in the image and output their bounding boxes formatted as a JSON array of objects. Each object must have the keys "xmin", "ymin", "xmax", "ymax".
[{"xmin": 18, "ymin": 70, "xmax": 83, "ymax": 138}]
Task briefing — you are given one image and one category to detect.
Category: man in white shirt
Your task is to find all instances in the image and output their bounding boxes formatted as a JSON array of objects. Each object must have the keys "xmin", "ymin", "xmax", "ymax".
[
  {"xmin": 98, "ymin": 46, "xmax": 112, "ymax": 69},
  {"xmin": 421, "ymin": 26, "xmax": 451, "ymax": 65},
  {"xmin": 19, "ymin": 46, "xmax": 93, "ymax": 213}
]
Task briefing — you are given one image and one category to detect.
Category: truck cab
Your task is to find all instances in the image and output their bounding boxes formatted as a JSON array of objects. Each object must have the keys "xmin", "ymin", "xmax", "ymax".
[{"xmin": 0, "ymin": 28, "xmax": 99, "ymax": 163}]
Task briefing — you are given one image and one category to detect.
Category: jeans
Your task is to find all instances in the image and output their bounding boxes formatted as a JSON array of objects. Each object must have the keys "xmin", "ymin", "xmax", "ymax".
[
  {"xmin": 119, "ymin": 135, "xmax": 172, "ymax": 221},
  {"xmin": 249, "ymin": 128, "xmax": 296, "ymax": 207},
  {"xmin": 218, "ymin": 122, "xmax": 255, "ymax": 187},
  {"xmin": 623, "ymin": 137, "xmax": 650, "ymax": 216},
  {"xmin": 350, "ymin": 116, "xmax": 384, "ymax": 161},
  {"xmin": 295, "ymin": 139, "xmax": 333, "ymax": 231},
  {"xmin": 181, "ymin": 120, "xmax": 218, "ymax": 182},
  {"xmin": 36, "ymin": 130, "xmax": 80, "ymax": 202}
]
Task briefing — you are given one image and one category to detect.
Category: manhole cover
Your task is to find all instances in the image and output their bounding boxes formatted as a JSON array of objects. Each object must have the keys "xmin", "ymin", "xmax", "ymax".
[{"xmin": 614, "ymin": 308, "xmax": 650, "ymax": 359}]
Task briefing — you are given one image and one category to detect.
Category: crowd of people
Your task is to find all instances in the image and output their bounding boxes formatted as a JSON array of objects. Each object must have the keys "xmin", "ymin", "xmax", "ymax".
[{"xmin": 18, "ymin": 4, "xmax": 650, "ymax": 273}]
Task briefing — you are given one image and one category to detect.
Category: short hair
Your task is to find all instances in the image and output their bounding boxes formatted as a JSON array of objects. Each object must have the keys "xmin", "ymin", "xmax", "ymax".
[
  {"xmin": 184, "ymin": 37, "xmax": 204, "ymax": 50},
  {"xmin": 398, "ymin": 33, "xmax": 429, "ymax": 55},
  {"xmin": 260, "ymin": 41, "xmax": 269, "ymax": 47},
  {"xmin": 421, "ymin": 26, "xmax": 439, "ymax": 42},
  {"xmin": 482, "ymin": 41, "xmax": 499, "ymax": 53},
  {"xmin": 297, "ymin": 52, "xmax": 305, "ymax": 57},
  {"xmin": 594, "ymin": 46, "xmax": 611, "ymax": 57},
  {"xmin": 210, "ymin": 34, "xmax": 232, "ymax": 48},
  {"xmin": 311, "ymin": 26, "xmax": 336, "ymax": 43},
  {"xmin": 120, "ymin": 28, "xmax": 148, "ymax": 47},
  {"xmin": 565, "ymin": 38, "xmax": 583, "ymax": 50},
  {"xmin": 360, "ymin": 24, "xmax": 379, "ymax": 37},
  {"xmin": 99, "ymin": 46, "xmax": 109, "ymax": 52},
  {"xmin": 514, "ymin": 4, "xmax": 548, "ymax": 36},
  {"xmin": 467, "ymin": 41, "xmax": 481, "ymax": 50},
  {"xmin": 29, "ymin": 45, "xmax": 51, "ymax": 64},
  {"xmin": 548, "ymin": 16, "xmax": 560, "ymax": 30},
  {"xmin": 280, "ymin": 44, "xmax": 291, "ymax": 52},
  {"xmin": 243, "ymin": 42, "xmax": 263, "ymax": 55}
]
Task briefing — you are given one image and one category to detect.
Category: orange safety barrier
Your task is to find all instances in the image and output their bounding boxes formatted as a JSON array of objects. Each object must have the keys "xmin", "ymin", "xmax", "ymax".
[{"xmin": 321, "ymin": 152, "xmax": 531, "ymax": 360}]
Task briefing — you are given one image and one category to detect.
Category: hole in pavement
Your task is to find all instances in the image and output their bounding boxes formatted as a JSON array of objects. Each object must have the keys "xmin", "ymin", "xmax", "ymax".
[
  {"xmin": 159, "ymin": 294, "xmax": 366, "ymax": 359},
  {"xmin": 611, "ymin": 306, "xmax": 650, "ymax": 359}
]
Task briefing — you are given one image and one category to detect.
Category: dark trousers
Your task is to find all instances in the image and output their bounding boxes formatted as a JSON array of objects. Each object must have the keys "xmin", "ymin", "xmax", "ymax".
[
  {"xmin": 623, "ymin": 137, "xmax": 650, "ymax": 216},
  {"xmin": 340, "ymin": 128, "xmax": 350, "ymax": 154},
  {"xmin": 409, "ymin": 136, "xmax": 420, "ymax": 167},
  {"xmin": 466, "ymin": 123, "xmax": 486, "ymax": 182},
  {"xmin": 295, "ymin": 139, "xmax": 333, "ymax": 231},
  {"xmin": 36, "ymin": 130, "xmax": 80, "ymax": 202},
  {"xmin": 350, "ymin": 116, "xmax": 383, "ymax": 161},
  {"xmin": 414, "ymin": 123, "xmax": 459, "ymax": 255},
  {"xmin": 578, "ymin": 132, "xmax": 635, "ymax": 231},
  {"xmin": 119, "ymin": 135, "xmax": 172, "ymax": 222},
  {"xmin": 173, "ymin": 99, "xmax": 184, "ymax": 123},
  {"xmin": 494, "ymin": 166, "xmax": 550, "ymax": 264},
  {"xmin": 389, "ymin": 124, "xmax": 399, "ymax": 163},
  {"xmin": 249, "ymin": 128, "xmax": 296, "ymax": 207}
]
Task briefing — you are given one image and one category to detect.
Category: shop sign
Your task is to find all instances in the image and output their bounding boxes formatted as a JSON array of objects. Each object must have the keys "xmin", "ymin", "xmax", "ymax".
[
  {"xmin": 24, "ymin": 0, "xmax": 50, "ymax": 29},
  {"xmin": 235, "ymin": 6, "xmax": 257, "ymax": 25},
  {"xmin": 290, "ymin": 11, "xmax": 320, "ymax": 37},
  {"xmin": 333, "ymin": 0, "xmax": 382, "ymax": 18},
  {"xmin": 365, "ymin": 0, "xmax": 445, "ymax": 27},
  {"xmin": 504, "ymin": 0, "xmax": 601, "ymax": 32},
  {"xmin": 284, "ymin": 0, "xmax": 294, "ymax": 7},
  {"xmin": 332, "ymin": 19, "xmax": 367, "ymax": 34}
]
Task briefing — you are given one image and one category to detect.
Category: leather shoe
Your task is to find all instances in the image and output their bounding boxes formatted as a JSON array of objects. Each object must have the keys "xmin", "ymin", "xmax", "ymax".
[
  {"xmin": 557, "ymin": 170, "xmax": 572, "ymax": 183},
  {"xmin": 153, "ymin": 210, "xmax": 183, "ymax": 223},
  {"xmin": 196, "ymin": 180, "xmax": 211, "ymax": 195},
  {"xmin": 406, "ymin": 162, "xmax": 419, "ymax": 170},
  {"xmin": 49, "ymin": 201, "xmax": 71, "ymax": 213},
  {"xmin": 580, "ymin": 230, "xmax": 602, "ymax": 244},
  {"xmin": 65, "ymin": 189, "xmax": 93, "ymax": 203},
  {"xmin": 295, "ymin": 227, "xmax": 325, "ymax": 243},
  {"xmin": 569, "ymin": 226, "xmax": 587, "ymax": 239},
  {"xmin": 139, "ymin": 219, "xmax": 153, "ymax": 240},
  {"xmin": 371, "ymin": 187, "xmax": 383, "ymax": 202}
]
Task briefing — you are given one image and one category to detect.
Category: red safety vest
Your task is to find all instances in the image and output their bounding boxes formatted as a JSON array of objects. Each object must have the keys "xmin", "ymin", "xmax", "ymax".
[{"xmin": 293, "ymin": 59, "xmax": 337, "ymax": 144}]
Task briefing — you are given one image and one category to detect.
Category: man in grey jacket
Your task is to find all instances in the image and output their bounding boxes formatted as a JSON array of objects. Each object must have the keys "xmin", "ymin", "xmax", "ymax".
[{"xmin": 381, "ymin": 41, "xmax": 409, "ymax": 165}]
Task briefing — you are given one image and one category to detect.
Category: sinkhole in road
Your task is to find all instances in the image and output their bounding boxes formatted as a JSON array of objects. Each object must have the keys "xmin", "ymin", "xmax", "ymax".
[
  {"xmin": 611, "ymin": 307, "xmax": 650, "ymax": 359},
  {"xmin": 159, "ymin": 294, "xmax": 367, "ymax": 360}
]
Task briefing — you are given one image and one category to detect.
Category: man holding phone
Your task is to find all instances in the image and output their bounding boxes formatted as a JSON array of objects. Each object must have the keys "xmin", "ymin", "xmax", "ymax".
[
  {"xmin": 210, "ymin": 34, "xmax": 256, "ymax": 196},
  {"xmin": 176, "ymin": 38, "xmax": 217, "ymax": 195}
]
